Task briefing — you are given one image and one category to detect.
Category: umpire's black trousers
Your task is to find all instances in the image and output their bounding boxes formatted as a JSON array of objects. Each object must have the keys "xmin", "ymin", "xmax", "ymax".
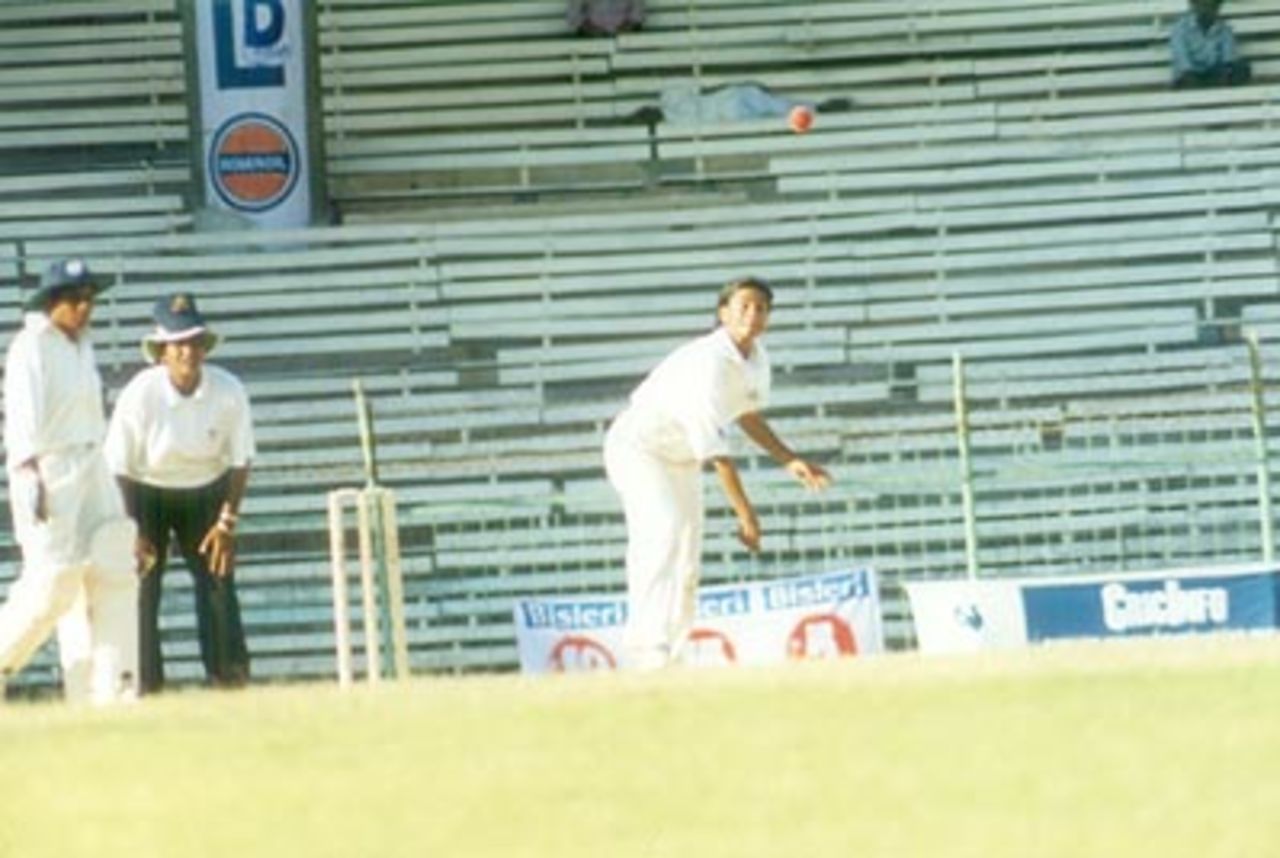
[{"xmin": 121, "ymin": 473, "xmax": 250, "ymax": 693}]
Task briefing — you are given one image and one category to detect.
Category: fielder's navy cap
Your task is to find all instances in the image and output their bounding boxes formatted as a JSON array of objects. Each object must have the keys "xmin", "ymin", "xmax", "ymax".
[{"xmin": 24, "ymin": 258, "xmax": 106, "ymax": 312}]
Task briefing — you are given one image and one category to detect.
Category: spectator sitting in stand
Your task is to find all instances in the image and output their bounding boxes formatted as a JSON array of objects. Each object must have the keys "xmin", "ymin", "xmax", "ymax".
[
  {"xmin": 629, "ymin": 81, "xmax": 852, "ymax": 127},
  {"xmin": 1170, "ymin": 0, "xmax": 1252, "ymax": 89},
  {"xmin": 568, "ymin": 0, "xmax": 644, "ymax": 36}
]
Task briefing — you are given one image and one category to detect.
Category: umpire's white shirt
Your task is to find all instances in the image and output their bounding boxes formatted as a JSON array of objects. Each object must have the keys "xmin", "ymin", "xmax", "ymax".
[
  {"xmin": 623, "ymin": 326, "xmax": 771, "ymax": 462},
  {"xmin": 105, "ymin": 364, "xmax": 255, "ymax": 489},
  {"xmin": 3, "ymin": 312, "xmax": 106, "ymax": 471}
]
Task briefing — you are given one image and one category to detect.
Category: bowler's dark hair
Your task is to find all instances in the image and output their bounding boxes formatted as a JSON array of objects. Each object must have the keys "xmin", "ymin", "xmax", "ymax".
[{"xmin": 717, "ymin": 276, "xmax": 774, "ymax": 310}]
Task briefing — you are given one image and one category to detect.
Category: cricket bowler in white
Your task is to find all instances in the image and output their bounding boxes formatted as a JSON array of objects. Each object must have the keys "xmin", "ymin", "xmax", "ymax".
[{"xmin": 604, "ymin": 277, "xmax": 831, "ymax": 670}]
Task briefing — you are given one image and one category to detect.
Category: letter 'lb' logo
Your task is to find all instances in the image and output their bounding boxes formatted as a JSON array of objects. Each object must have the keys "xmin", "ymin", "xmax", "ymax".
[
  {"xmin": 208, "ymin": 112, "xmax": 300, "ymax": 213},
  {"xmin": 214, "ymin": 0, "xmax": 286, "ymax": 89}
]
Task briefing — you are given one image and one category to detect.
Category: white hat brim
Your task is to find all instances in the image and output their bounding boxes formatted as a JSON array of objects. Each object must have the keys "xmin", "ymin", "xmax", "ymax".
[{"xmin": 141, "ymin": 328, "xmax": 220, "ymax": 364}]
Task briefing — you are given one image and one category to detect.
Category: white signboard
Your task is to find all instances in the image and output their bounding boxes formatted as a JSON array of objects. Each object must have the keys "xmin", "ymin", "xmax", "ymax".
[
  {"xmin": 905, "ymin": 564, "xmax": 1280, "ymax": 654},
  {"xmin": 514, "ymin": 569, "xmax": 884, "ymax": 673},
  {"xmin": 903, "ymin": 579, "xmax": 1028, "ymax": 654},
  {"xmin": 194, "ymin": 0, "xmax": 313, "ymax": 227}
]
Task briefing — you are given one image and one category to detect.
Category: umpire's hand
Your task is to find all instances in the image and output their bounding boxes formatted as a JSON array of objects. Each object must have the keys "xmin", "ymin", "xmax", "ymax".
[{"xmin": 199, "ymin": 522, "xmax": 236, "ymax": 577}]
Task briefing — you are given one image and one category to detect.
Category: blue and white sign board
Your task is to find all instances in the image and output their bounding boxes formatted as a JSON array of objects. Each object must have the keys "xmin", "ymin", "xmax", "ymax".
[
  {"xmin": 907, "ymin": 565, "xmax": 1280, "ymax": 654},
  {"xmin": 1021, "ymin": 570, "xmax": 1280, "ymax": 641},
  {"xmin": 514, "ymin": 569, "xmax": 883, "ymax": 673},
  {"xmin": 194, "ymin": 0, "xmax": 314, "ymax": 227}
]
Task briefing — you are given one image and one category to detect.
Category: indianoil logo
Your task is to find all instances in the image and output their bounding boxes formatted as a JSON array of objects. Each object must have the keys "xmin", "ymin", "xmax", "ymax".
[{"xmin": 208, "ymin": 112, "xmax": 299, "ymax": 212}]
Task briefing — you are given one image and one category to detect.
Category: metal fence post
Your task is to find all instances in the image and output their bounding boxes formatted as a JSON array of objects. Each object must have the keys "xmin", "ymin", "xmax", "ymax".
[
  {"xmin": 953, "ymin": 352, "xmax": 980, "ymax": 580},
  {"xmin": 1246, "ymin": 331, "xmax": 1274, "ymax": 563}
]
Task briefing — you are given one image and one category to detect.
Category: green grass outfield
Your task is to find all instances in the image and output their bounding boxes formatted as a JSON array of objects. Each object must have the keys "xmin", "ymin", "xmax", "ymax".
[{"xmin": 3, "ymin": 635, "xmax": 1279, "ymax": 858}]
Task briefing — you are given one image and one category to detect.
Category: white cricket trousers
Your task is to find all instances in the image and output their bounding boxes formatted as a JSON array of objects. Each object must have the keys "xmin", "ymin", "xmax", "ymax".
[
  {"xmin": 0, "ymin": 446, "xmax": 139, "ymax": 704},
  {"xmin": 604, "ymin": 411, "xmax": 703, "ymax": 670}
]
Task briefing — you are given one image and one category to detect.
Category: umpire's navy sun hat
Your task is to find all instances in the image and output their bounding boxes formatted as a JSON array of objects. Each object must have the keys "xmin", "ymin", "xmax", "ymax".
[
  {"xmin": 23, "ymin": 258, "xmax": 108, "ymax": 312},
  {"xmin": 142, "ymin": 292, "xmax": 220, "ymax": 363}
]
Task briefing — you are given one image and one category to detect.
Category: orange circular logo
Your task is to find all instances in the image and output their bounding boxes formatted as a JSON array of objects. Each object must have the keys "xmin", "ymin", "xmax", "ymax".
[
  {"xmin": 548, "ymin": 635, "xmax": 616, "ymax": 672},
  {"xmin": 787, "ymin": 613, "xmax": 858, "ymax": 660},
  {"xmin": 209, "ymin": 112, "xmax": 299, "ymax": 212},
  {"xmin": 683, "ymin": 628, "xmax": 738, "ymax": 666}
]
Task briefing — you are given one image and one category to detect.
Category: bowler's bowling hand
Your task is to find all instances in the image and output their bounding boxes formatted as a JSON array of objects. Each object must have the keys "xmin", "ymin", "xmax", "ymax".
[
  {"xmin": 786, "ymin": 458, "xmax": 832, "ymax": 492},
  {"xmin": 199, "ymin": 524, "xmax": 236, "ymax": 577}
]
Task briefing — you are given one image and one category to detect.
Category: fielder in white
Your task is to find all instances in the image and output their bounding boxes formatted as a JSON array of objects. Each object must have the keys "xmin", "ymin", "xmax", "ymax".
[
  {"xmin": 0, "ymin": 259, "xmax": 139, "ymax": 704},
  {"xmin": 604, "ymin": 277, "xmax": 831, "ymax": 670}
]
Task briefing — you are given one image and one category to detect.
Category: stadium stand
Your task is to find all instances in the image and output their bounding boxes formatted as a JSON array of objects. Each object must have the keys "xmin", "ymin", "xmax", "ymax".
[
  {"xmin": 318, "ymin": 0, "xmax": 650, "ymax": 209},
  {"xmin": 0, "ymin": 0, "xmax": 186, "ymax": 164},
  {"xmin": 3, "ymin": 0, "xmax": 1280, "ymax": 687}
]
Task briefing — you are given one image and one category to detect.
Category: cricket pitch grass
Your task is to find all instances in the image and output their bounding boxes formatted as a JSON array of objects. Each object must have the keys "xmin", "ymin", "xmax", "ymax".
[{"xmin": 3, "ymin": 635, "xmax": 1279, "ymax": 858}]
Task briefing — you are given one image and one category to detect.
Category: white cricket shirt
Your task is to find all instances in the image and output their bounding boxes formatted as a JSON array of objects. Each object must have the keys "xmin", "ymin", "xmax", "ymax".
[
  {"xmin": 3, "ymin": 312, "xmax": 106, "ymax": 471},
  {"xmin": 622, "ymin": 326, "xmax": 771, "ymax": 464},
  {"xmin": 104, "ymin": 364, "xmax": 255, "ymax": 489}
]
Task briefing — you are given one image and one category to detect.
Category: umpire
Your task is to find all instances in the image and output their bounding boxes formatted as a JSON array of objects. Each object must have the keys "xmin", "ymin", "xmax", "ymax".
[{"xmin": 104, "ymin": 293, "xmax": 254, "ymax": 692}]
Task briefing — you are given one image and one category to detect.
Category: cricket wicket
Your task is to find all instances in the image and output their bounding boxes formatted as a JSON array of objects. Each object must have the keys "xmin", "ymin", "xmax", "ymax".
[{"xmin": 326, "ymin": 486, "xmax": 409, "ymax": 687}]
